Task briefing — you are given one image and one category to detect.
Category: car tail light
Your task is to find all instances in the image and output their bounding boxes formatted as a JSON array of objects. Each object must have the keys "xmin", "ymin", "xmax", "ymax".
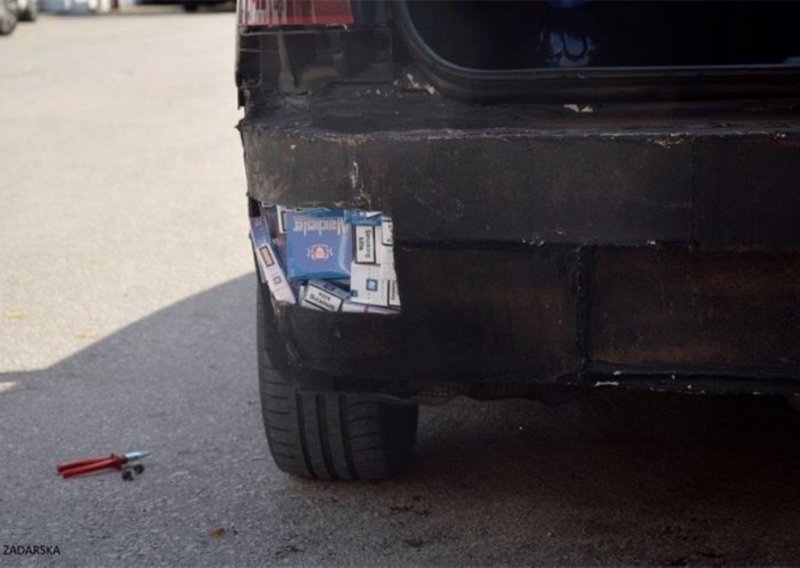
[{"xmin": 239, "ymin": 0, "xmax": 354, "ymax": 28}]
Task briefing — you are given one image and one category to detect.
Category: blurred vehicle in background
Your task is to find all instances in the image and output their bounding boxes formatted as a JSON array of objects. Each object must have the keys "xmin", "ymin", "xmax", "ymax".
[
  {"xmin": 137, "ymin": 0, "xmax": 229, "ymax": 13},
  {"xmin": 40, "ymin": 0, "xmax": 110, "ymax": 13},
  {"xmin": 17, "ymin": 0, "xmax": 37, "ymax": 20},
  {"xmin": 0, "ymin": 0, "xmax": 17, "ymax": 34}
]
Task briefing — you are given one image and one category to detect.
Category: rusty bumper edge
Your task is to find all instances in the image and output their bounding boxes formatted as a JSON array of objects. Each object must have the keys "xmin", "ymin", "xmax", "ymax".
[{"xmin": 241, "ymin": 120, "xmax": 800, "ymax": 250}]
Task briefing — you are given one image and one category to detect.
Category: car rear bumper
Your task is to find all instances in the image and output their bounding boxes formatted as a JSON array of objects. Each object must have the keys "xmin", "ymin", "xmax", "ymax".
[{"xmin": 240, "ymin": 105, "xmax": 800, "ymax": 396}]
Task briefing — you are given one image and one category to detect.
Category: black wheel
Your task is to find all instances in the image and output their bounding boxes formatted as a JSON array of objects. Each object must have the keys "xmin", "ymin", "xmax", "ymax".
[
  {"xmin": 19, "ymin": 0, "xmax": 36, "ymax": 22},
  {"xmin": 256, "ymin": 272, "xmax": 418, "ymax": 481},
  {"xmin": 0, "ymin": 0, "xmax": 18, "ymax": 35},
  {"xmin": 183, "ymin": 2, "xmax": 198, "ymax": 12}
]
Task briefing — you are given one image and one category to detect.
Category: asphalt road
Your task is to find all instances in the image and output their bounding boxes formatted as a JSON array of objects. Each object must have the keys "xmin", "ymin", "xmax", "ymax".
[{"xmin": 2, "ymin": 11, "xmax": 800, "ymax": 567}]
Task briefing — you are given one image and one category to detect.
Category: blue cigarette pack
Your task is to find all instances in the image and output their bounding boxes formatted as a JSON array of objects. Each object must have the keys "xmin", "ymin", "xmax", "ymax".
[
  {"xmin": 249, "ymin": 216, "xmax": 296, "ymax": 305},
  {"xmin": 347, "ymin": 210, "xmax": 383, "ymax": 227},
  {"xmin": 285, "ymin": 209, "xmax": 352, "ymax": 281}
]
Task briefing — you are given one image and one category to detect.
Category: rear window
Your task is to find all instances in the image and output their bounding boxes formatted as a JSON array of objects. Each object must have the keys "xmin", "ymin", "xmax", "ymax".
[{"xmin": 396, "ymin": 1, "xmax": 800, "ymax": 101}]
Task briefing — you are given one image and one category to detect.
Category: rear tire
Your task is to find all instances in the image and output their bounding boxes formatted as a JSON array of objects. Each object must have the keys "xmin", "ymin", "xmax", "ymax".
[{"xmin": 256, "ymin": 272, "xmax": 418, "ymax": 481}]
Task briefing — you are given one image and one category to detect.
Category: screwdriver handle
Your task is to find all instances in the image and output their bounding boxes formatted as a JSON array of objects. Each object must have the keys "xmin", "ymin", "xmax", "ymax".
[
  {"xmin": 59, "ymin": 455, "xmax": 125, "ymax": 478},
  {"xmin": 57, "ymin": 455, "xmax": 115, "ymax": 473}
]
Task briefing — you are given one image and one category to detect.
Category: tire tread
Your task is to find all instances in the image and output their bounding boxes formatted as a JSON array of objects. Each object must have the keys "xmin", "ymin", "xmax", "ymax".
[{"xmin": 256, "ymin": 269, "xmax": 417, "ymax": 481}]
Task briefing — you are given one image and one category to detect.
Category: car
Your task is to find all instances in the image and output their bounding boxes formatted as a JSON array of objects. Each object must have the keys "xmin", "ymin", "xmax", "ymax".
[
  {"xmin": 17, "ymin": 0, "xmax": 37, "ymax": 21},
  {"xmin": 236, "ymin": 0, "xmax": 800, "ymax": 481},
  {"xmin": 39, "ymin": 0, "xmax": 110, "ymax": 13},
  {"xmin": 0, "ymin": 0, "xmax": 18, "ymax": 35},
  {"xmin": 136, "ymin": 0, "xmax": 229, "ymax": 13}
]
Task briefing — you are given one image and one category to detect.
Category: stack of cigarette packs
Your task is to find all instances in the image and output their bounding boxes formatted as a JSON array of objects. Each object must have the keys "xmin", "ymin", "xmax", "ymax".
[{"xmin": 249, "ymin": 204, "xmax": 400, "ymax": 315}]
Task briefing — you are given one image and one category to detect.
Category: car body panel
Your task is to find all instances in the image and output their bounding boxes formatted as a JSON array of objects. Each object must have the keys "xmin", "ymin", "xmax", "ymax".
[
  {"xmin": 240, "ymin": 104, "xmax": 800, "ymax": 395},
  {"xmin": 237, "ymin": 2, "xmax": 800, "ymax": 398}
]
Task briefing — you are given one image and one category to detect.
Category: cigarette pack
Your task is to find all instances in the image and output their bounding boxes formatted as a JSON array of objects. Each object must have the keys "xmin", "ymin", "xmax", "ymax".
[
  {"xmin": 348, "ymin": 210, "xmax": 383, "ymax": 227},
  {"xmin": 349, "ymin": 213, "xmax": 400, "ymax": 307},
  {"xmin": 258, "ymin": 203, "xmax": 278, "ymax": 238},
  {"xmin": 341, "ymin": 301, "xmax": 398, "ymax": 315},
  {"xmin": 260, "ymin": 203, "xmax": 303, "ymax": 236},
  {"xmin": 387, "ymin": 273, "xmax": 401, "ymax": 308},
  {"xmin": 378, "ymin": 227, "xmax": 394, "ymax": 266},
  {"xmin": 285, "ymin": 209, "xmax": 352, "ymax": 281},
  {"xmin": 354, "ymin": 224, "xmax": 379, "ymax": 264},
  {"xmin": 276, "ymin": 205, "xmax": 301, "ymax": 234},
  {"xmin": 354, "ymin": 220, "xmax": 395, "ymax": 266},
  {"xmin": 273, "ymin": 233, "xmax": 288, "ymax": 268},
  {"xmin": 250, "ymin": 215, "xmax": 272, "ymax": 282},
  {"xmin": 300, "ymin": 280, "xmax": 350, "ymax": 312},
  {"xmin": 250, "ymin": 216, "xmax": 296, "ymax": 305},
  {"xmin": 349, "ymin": 263, "xmax": 389, "ymax": 306},
  {"xmin": 380, "ymin": 216, "xmax": 394, "ymax": 246}
]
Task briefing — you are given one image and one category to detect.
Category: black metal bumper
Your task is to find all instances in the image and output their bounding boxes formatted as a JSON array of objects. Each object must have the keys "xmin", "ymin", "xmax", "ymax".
[{"xmin": 240, "ymin": 105, "xmax": 800, "ymax": 396}]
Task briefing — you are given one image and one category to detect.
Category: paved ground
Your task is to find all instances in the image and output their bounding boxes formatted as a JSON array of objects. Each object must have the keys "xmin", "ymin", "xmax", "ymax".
[{"xmin": 2, "ymin": 11, "xmax": 800, "ymax": 567}]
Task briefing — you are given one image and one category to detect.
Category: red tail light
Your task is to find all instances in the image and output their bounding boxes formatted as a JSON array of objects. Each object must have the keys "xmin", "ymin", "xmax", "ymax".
[{"xmin": 239, "ymin": 0, "xmax": 354, "ymax": 28}]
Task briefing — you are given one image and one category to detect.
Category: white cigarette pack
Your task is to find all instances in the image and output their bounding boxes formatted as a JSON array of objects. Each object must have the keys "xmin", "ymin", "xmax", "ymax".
[
  {"xmin": 349, "ymin": 215, "xmax": 400, "ymax": 308},
  {"xmin": 378, "ymin": 236, "xmax": 394, "ymax": 266},
  {"xmin": 388, "ymin": 279, "xmax": 401, "ymax": 308},
  {"xmin": 381, "ymin": 217, "xmax": 394, "ymax": 246},
  {"xmin": 381, "ymin": 262, "xmax": 401, "ymax": 308},
  {"xmin": 341, "ymin": 301, "xmax": 398, "ymax": 315},
  {"xmin": 300, "ymin": 280, "xmax": 349, "ymax": 312},
  {"xmin": 350, "ymin": 263, "xmax": 390, "ymax": 306},
  {"xmin": 378, "ymin": 218, "xmax": 395, "ymax": 266},
  {"xmin": 250, "ymin": 216, "xmax": 296, "ymax": 305},
  {"xmin": 354, "ymin": 225, "xmax": 378, "ymax": 264},
  {"xmin": 355, "ymin": 225, "xmax": 395, "ymax": 265}
]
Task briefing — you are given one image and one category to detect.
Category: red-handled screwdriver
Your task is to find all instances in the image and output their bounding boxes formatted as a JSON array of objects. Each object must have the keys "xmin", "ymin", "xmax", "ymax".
[{"xmin": 57, "ymin": 451, "xmax": 150, "ymax": 479}]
